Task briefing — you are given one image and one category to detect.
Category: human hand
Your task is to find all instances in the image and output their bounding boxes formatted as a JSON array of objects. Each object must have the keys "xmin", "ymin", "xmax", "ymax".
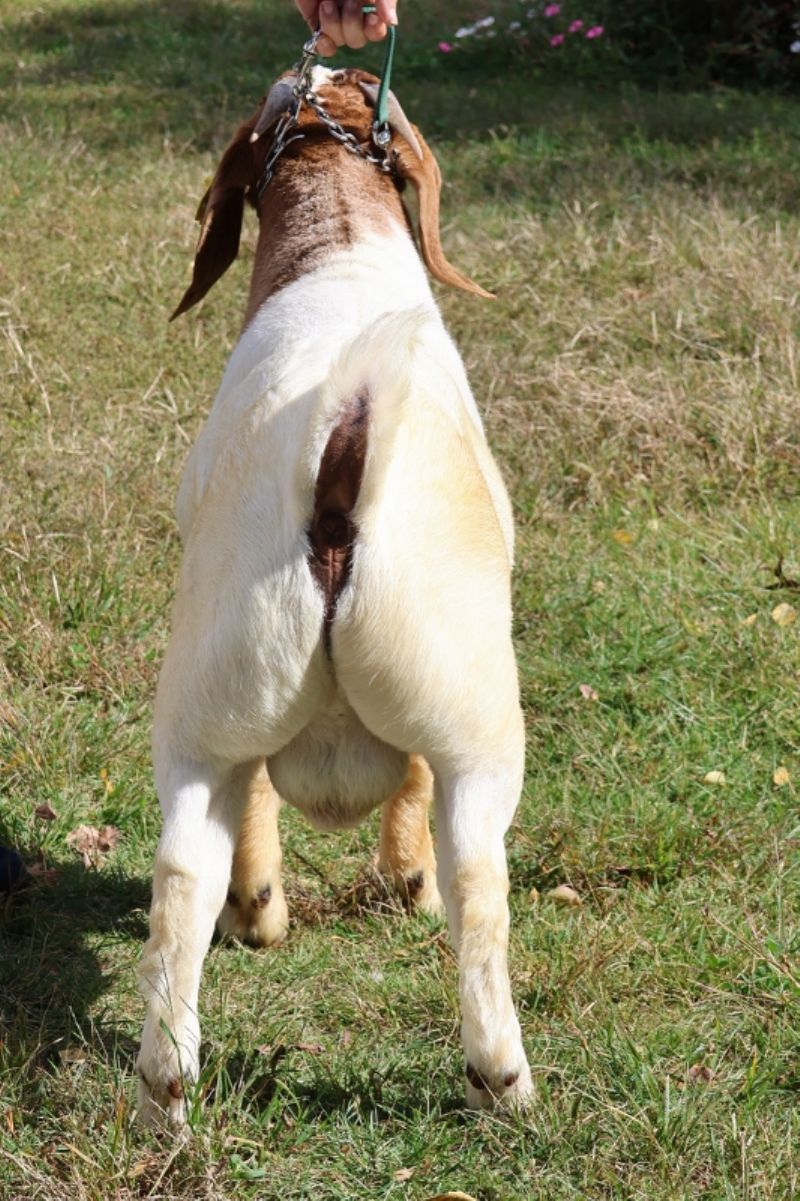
[{"xmin": 294, "ymin": 0, "xmax": 398, "ymax": 57}]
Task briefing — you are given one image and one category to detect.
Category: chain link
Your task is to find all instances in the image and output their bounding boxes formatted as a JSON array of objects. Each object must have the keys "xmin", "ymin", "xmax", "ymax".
[{"xmin": 255, "ymin": 34, "xmax": 393, "ymax": 203}]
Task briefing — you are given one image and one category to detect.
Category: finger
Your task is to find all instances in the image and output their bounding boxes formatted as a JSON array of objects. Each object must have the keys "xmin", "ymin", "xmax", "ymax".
[
  {"xmin": 374, "ymin": 0, "xmax": 397, "ymax": 25},
  {"xmin": 341, "ymin": 0, "xmax": 368, "ymax": 49},
  {"xmin": 319, "ymin": 0, "xmax": 345, "ymax": 47},
  {"xmin": 294, "ymin": 0, "xmax": 320, "ymax": 28},
  {"xmin": 364, "ymin": 12, "xmax": 387, "ymax": 42},
  {"xmin": 316, "ymin": 32, "xmax": 339, "ymax": 56}
]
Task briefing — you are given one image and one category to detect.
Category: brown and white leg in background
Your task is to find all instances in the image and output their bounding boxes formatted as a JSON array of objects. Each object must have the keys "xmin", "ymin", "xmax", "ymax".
[
  {"xmin": 378, "ymin": 753, "xmax": 443, "ymax": 915},
  {"xmin": 216, "ymin": 759, "xmax": 289, "ymax": 947},
  {"xmin": 138, "ymin": 754, "xmax": 245, "ymax": 1127},
  {"xmin": 434, "ymin": 760, "xmax": 533, "ymax": 1111}
]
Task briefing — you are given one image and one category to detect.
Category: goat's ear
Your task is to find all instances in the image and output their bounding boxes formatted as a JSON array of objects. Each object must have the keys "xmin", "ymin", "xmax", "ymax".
[
  {"xmin": 395, "ymin": 131, "xmax": 494, "ymax": 300},
  {"xmin": 170, "ymin": 117, "xmax": 257, "ymax": 320}
]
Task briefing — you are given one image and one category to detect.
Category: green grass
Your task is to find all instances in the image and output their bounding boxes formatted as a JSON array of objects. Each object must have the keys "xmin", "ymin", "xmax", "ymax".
[{"xmin": 1, "ymin": 0, "xmax": 799, "ymax": 1197}]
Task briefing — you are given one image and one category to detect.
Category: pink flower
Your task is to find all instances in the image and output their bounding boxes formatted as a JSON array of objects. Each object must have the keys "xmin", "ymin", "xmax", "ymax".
[
  {"xmin": 568, "ymin": 19, "xmax": 583, "ymax": 31},
  {"xmin": 549, "ymin": 33, "xmax": 565, "ymax": 45},
  {"xmin": 438, "ymin": 41, "xmax": 453, "ymax": 52},
  {"xmin": 586, "ymin": 25, "xmax": 604, "ymax": 38},
  {"xmin": 544, "ymin": 3, "xmax": 561, "ymax": 16}
]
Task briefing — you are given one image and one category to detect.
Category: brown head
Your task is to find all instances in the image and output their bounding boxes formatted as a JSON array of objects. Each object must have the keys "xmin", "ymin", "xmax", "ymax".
[{"xmin": 171, "ymin": 67, "xmax": 493, "ymax": 320}]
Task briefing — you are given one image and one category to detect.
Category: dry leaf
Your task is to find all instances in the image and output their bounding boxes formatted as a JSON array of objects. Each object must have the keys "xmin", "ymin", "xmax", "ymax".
[
  {"xmin": 424, "ymin": 1194, "xmax": 478, "ymax": 1201},
  {"xmin": 34, "ymin": 802, "xmax": 57, "ymax": 822},
  {"xmin": 687, "ymin": 1063, "xmax": 714, "ymax": 1085},
  {"xmin": 66, "ymin": 824, "xmax": 121, "ymax": 867},
  {"xmin": 741, "ymin": 613, "xmax": 758, "ymax": 627},
  {"xmin": 294, "ymin": 1042, "xmax": 324, "ymax": 1055},
  {"xmin": 592, "ymin": 580, "xmax": 607, "ymax": 594},
  {"xmin": 579, "ymin": 683, "xmax": 599, "ymax": 701},
  {"xmin": 771, "ymin": 602, "xmax": 797, "ymax": 628},
  {"xmin": 703, "ymin": 771, "xmax": 726, "ymax": 786},
  {"xmin": 27, "ymin": 863, "xmax": 59, "ymax": 883},
  {"xmin": 394, "ymin": 1167, "xmax": 414, "ymax": 1182},
  {"xmin": 612, "ymin": 529, "xmax": 635, "ymax": 545},
  {"xmin": 773, "ymin": 766, "xmax": 791, "ymax": 787},
  {"xmin": 340, "ymin": 1029, "xmax": 354, "ymax": 1048},
  {"xmin": 58, "ymin": 1046, "xmax": 87, "ymax": 1067},
  {"xmin": 547, "ymin": 884, "xmax": 582, "ymax": 907},
  {"xmin": 528, "ymin": 886, "xmax": 540, "ymax": 903}
]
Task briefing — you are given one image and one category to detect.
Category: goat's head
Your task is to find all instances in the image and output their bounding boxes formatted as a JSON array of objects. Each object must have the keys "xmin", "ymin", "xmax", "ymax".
[{"xmin": 172, "ymin": 67, "xmax": 492, "ymax": 319}]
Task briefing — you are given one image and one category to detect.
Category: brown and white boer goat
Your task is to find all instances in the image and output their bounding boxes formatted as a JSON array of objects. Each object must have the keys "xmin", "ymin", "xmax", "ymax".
[{"xmin": 137, "ymin": 65, "xmax": 532, "ymax": 1125}]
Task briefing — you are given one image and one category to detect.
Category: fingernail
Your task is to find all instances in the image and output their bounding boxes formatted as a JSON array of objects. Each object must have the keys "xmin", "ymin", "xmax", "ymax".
[
  {"xmin": 321, "ymin": 1, "xmax": 335, "ymax": 14},
  {"xmin": 366, "ymin": 12, "xmax": 379, "ymax": 26},
  {"xmin": 387, "ymin": 5, "xmax": 397, "ymax": 23}
]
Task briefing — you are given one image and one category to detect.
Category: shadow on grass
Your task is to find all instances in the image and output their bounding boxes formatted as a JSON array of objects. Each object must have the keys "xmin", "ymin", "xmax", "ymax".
[
  {"xmin": 0, "ymin": 852, "xmax": 149, "ymax": 1068},
  {"xmin": 212, "ymin": 1044, "xmax": 465, "ymax": 1122}
]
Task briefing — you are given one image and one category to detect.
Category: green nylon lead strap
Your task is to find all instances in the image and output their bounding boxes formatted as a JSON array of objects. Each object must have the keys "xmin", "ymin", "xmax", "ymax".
[{"xmin": 360, "ymin": 5, "xmax": 395, "ymax": 128}]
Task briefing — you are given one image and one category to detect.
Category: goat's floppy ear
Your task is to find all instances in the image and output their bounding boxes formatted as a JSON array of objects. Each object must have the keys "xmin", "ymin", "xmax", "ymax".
[
  {"xmin": 359, "ymin": 84, "xmax": 494, "ymax": 300},
  {"xmin": 171, "ymin": 115, "xmax": 260, "ymax": 320},
  {"xmin": 395, "ymin": 130, "xmax": 495, "ymax": 299}
]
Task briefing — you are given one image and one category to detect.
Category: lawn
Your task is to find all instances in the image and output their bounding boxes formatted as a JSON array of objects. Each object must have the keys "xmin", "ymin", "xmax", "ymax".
[{"xmin": 1, "ymin": 1, "xmax": 799, "ymax": 1198}]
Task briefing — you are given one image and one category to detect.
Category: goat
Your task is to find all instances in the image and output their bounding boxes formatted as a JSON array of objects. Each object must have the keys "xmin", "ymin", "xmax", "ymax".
[{"xmin": 137, "ymin": 64, "xmax": 532, "ymax": 1126}]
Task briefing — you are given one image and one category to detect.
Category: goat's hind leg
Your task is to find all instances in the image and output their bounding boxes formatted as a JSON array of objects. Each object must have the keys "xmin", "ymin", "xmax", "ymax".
[
  {"xmin": 379, "ymin": 754, "xmax": 442, "ymax": 915},
  {"xmin": 436, "ymin": 765, "xmax": 533, "ymax": 1111},
  {"xmin": 216, "ymin": 760, "xmax": 289, "ymax": 947},
  {"xmin": 138, "ymin": 757, "xmax": 246, "ymax": 1127}
]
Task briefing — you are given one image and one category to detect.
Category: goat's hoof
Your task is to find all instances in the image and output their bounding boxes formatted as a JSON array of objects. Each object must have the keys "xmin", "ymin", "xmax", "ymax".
[
  {"xmin": 408, "ymin": 873, "xmax": 445, "ymax": 917},
  {"xmin": 379, "ymin": 865, "xmax": 444, "ymax": 917},
  {"xmin": 137, "ymin": 1067, "xmax": 190, "ymax": 1130},
  {"xmin": 464, "ymin": 1058, "xmax": 533, "ymax": 1112},
  {"xmin": 217, "ymin": 882, "xmax": 289, "ymax": 948}
]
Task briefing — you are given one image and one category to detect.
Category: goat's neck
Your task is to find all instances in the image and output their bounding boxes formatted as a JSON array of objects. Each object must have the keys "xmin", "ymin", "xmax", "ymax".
[{"xmin": 244, "ymin": 143, "xmax": 408, "ymax": 328}]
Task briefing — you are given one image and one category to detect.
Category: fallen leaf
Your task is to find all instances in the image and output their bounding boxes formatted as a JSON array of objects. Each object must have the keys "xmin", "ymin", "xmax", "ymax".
[
  {"xmin": 394, "ymin": 1167, "xmax": 414, "ymax": 1182},
  {"xmin": 703, "ymin": 771, "xmax": 726, "ymax": 786},
  {"xmin": 741, "ymin": 613, "xmax": 758, "ymax": 627},
  {"xmin": 58, "ymin": 1046, "xmax": 87, "ymax": 1067},
  {"xmin": 771, "ymin": 602, "xmax": 797, "ymax": 627},
  {"xmin": 612, "ymin": 528, "xmax": 635, "ymax": 545},
  {"xmin": 66, "ymin": 824, "xmax": 121, "ymax": 868},
  {"xmin": 27, "ymin": 863, "xmax": 59, "ymax": 883},
  {"xmin": 34, "ymin": 802, "xmax": 57, "ymax": 821},
  {"xmin": 773, "ymin": 766, "xmax": 791, "ymax": 787},
  {"xmin": 687, "ymin": 1063, "xmax": 714, "ymax": 1085},
  {"xmin": 528, "ymin": 886, "xmax": 540, "ymax": 903},
  {"xmin": 340, "ymin": 1029, "xmax": 354, "ymax": 1048},
  {"xmin": 579, "ymin": 683, "xmax": 599, "ymax": 701},
  {"xmin": 424, "ymin": 1194, "xmax": 478, "ymax": 1201},
  {"xmin": 592, "ymin": 579, "xmax": 607, "ymax": 594},
  {"xmin": 547, "ymin": 884, "xmax": 582, "ymax": 907},
  {"xmin": 294, "ymin": 1042, "xmax": 324, "ymax": 1055}
]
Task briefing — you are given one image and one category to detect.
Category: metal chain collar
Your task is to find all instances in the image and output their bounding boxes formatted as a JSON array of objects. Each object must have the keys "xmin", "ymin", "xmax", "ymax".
[{"xmin": 255, "ymin": 30, "xmax": 393, "ymax": 203}]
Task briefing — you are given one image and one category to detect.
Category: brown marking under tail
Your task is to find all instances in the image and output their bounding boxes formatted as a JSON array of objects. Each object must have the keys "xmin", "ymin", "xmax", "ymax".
[{"xmin": 308, "ymin": 390, "xmax": 369, "ymax": 652}]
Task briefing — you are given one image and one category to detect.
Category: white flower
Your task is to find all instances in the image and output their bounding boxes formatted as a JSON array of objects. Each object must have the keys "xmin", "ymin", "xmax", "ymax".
[
  {"xmin": 455, "ymin": 24, "xmax": 476, "ymax": 37},
  {"xmin": 476, "ymin": 15, "xmax": 496, "ymax": 28},
  {"xmin": 791, "ymin": 39, "xmax": 800, "ymax": 52},
  {"xmin": 508, "ymin": 20, "xmax": 522, "ymax": 31}
]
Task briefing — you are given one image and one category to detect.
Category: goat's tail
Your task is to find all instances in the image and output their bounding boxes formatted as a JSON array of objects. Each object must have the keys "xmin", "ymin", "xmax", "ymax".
[
  {"xmin": 301, "ymin": 306, "xmax": 442, "ymax": 646},
  {"xmin": 301, "ymin": 305, "xmax": 430, "ymax": 478}
]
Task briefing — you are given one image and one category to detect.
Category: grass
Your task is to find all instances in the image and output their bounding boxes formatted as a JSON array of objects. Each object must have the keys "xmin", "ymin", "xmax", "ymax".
[{"xmin": 1, "ymin": 0, "xmax": 799, "ymax": 1197}]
